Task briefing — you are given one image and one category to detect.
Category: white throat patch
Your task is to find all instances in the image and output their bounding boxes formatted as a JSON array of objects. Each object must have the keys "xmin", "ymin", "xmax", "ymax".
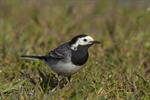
[{"xmin": 71, "ymin": 36, "xmax": 94, "ymax": 51}]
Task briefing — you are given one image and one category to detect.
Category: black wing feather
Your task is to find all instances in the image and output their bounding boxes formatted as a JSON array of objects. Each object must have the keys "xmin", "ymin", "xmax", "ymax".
[
  {"xmin": 47, "ymin": 43, "xmax": 70, "ymax": 59},
  {"xmin": 48, "ymin": 50, "xmax": 65, "ymax": 59}
]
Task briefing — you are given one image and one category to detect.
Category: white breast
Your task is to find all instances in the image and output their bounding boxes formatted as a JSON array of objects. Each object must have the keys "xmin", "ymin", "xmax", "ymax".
[{"xmin": 48, "ymin": 61, "xmax": 84, "ymax": 76}]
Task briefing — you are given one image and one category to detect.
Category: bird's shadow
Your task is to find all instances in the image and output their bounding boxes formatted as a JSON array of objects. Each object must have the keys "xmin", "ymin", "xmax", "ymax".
[
  {"xmin": 20, "ymin": 67, "xmax": 68, "ymax": 93},
  {"xmin": 38, "ymin": 70, "xmax": 68, "ymax": 92}
]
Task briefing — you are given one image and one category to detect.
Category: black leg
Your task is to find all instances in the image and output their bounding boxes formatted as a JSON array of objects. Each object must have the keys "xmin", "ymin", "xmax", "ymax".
[
  {"xmin": 51, "ymin": 74, "xmax": 62, "ymax": 92},
  {"xmin": 67, "ymin": 76, "xmax": 72, "ymax": 82}
]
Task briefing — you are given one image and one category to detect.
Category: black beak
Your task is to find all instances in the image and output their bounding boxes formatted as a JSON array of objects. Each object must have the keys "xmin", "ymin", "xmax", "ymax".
[{"xmin": 92, "ymin": 41, "xmax": 101, "ymax": 44}]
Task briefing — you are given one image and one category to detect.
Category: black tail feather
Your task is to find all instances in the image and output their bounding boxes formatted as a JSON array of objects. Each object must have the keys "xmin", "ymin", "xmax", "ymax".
[{"xmin": 21, "ymin": 55, "xmax": 46, "ymax": 60}]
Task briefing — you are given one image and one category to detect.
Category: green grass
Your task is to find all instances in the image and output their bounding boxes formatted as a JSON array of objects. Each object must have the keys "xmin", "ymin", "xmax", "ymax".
[{"xmin": 0, "ymin": 0, "xmax": 150, "ymax": 99}]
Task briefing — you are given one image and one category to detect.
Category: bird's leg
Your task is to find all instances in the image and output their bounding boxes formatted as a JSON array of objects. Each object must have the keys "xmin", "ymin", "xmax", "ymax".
[
  {"xmin": 67, "ymin": 76, "xmax": 72, "ymax": 83},
  {"xmin": 62, "ymin": 76, "xmax": 72, "ymax": 88},
  {"xmin": 57, "ymin": 74, "xmax": 62, "ymax": 88},
  {"xmin": 51, "ymin": 74, "xmax": 62, "ymax": 92}
]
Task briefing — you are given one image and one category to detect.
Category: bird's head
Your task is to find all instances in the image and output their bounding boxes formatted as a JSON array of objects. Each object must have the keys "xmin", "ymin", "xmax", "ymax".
[{"xmin": 69, "ymin": 34, "xmax": 101, "ymax": 51}]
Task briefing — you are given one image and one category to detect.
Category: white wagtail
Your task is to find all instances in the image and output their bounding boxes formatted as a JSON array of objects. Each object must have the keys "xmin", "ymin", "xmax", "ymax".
[{"xmin": 21, "ymin": 34, "xmax": 100, "ymax": 81}]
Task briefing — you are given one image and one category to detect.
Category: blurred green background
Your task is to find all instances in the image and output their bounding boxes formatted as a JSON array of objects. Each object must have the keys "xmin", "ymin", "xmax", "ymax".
[{"xmin": 0, "ymin": 0, "xmax": 150, "ymax": 99}]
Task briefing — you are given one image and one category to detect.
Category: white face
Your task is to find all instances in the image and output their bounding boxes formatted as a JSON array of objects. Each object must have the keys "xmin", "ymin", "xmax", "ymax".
[{"xmin": 71, "ymin": 36, "xmax": 95, "ymax": 50}]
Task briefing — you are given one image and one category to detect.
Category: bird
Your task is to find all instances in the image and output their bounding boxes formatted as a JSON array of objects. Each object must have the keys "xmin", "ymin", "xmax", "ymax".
[{"xmin": 21, "ymin": 34, "xmax": 100, "ymax": 84}]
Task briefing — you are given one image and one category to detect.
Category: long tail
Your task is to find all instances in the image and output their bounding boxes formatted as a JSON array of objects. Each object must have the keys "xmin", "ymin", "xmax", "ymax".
[{"xmin": 21, "ymin": 55, "xmax": 46, "ymax": 60}]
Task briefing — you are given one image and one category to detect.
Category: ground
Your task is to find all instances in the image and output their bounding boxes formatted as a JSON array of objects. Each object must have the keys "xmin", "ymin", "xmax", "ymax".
[{"xmin": 0, "ymin": 0, "xmax": 150, "ymax": 99}]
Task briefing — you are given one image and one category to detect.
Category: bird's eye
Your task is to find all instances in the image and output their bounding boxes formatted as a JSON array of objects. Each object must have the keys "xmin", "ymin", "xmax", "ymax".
[{"xmin": 83, "ymin": 39, "xmax": 87, "ymax": 42}]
